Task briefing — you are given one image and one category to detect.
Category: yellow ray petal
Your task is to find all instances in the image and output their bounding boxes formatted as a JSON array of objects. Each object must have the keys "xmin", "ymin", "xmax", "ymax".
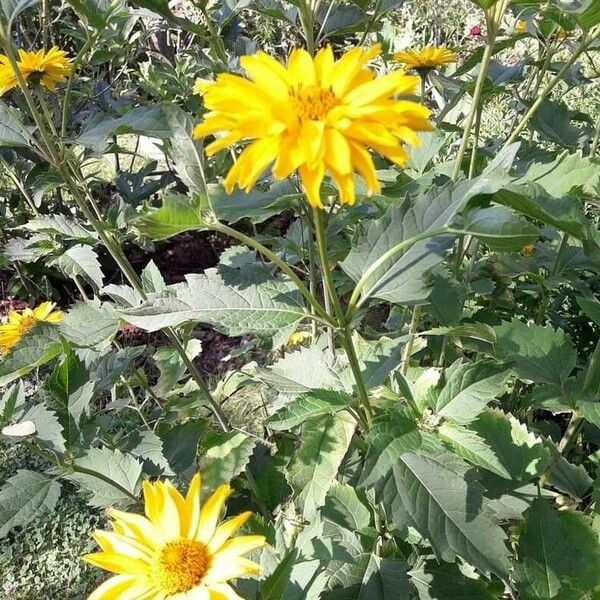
[
  {"xmin": 207, "ymin": 511, "xmax": 252, "ymax": 553},
  {"xmin": 196, "ymin": 484, "xmax": 232, "ymax": 544},
  {"xmin": 207, "ymin": 583, "xmax": 244, "ymax": 600},
  {"xmin": 82, "ymin": 552, "xmax": 151, "ymax": 576},
  {"xmin": 87, "ymin": 575, "xmax": 158, "ymax": 600},
  {"xmin": 213, "ymin": 535, "xmax": 266, "ymax": 561},
  {"xmin": 203, "ymin": 557, "xmax": 261, "ymax": 585},
  {"xmin": 298, "ymin": 163, "xmax": 325, "ymax": 209}
]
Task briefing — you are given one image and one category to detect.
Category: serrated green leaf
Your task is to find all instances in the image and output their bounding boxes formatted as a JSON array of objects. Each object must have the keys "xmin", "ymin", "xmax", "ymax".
[
  {"xmin": 1, "ymin": 0, "xmax": 39, "ymax": 24},
  {"xmin": 0, "ymin": 323, "xmax": 63, "ymax": 387},
  {"xmin": 268, "ymin": 389, "xmax": 353, "ymax": 430},
  {"xmin": 59, "ymin": 299, "xmax": 120, "ymax": 349},
  {"xmin": 289, "ymin": 413, "xmax": 355, "ymax": 518},
  {"xmin": 22, "ymin": 215, "xmax": 98, "ymax": 242},
  {"xmin": 438, "ymin": 421, "xmax": 511, "ymax": 479},
  {"xmin": 199, "ymin": 431, "xmax": 257, "ymax": 491},
  {"xmin": 50, "ymin": 244, "xmax": 104, "ymax": 289},
  {"xmin": 341, "ymin": 176, "xmax": 506, "ymax": 305},
  {"xmin": 469, "ymin": 409, "xmax": 551, "ymax": 481},
  {"xmin": 160, "ymin": 420, "xmax": 204, "ymax": 474},
  {"xmin": 0, "ymin": 102, "xmax": 32, "ymax": 147},
  {"xmin": 68, "ymin": 447, "xmax": 142, "ymax": 507},
  {"xmin": 0, "ymin": 381, "xmax": 25, "ymax": 420},
  {"xmin": 0, "ymin": 470, "xmax": 61, "ymax": 538},
  {"xmin": 514, "ymin": 499, "xmax": 600, "ymax": 599},
  {"xmin": 360, "ymin": 407, "xmax": 422, "ymax": 488},
  {"xmin": 547, "ymin": 454, "xmax": 592, "ymax": 501},
  {"xmin": 122, "ymin": 429, "xmax": 172, "ymax": 474},
  {"xmin": 495, "ymin": 319, "xmax": 577, "ymax": 385},
  {"xmin": 379, "ymin": 450, "xmax": 511, "ymax": 578},
  {"xmin": 20, "ymin": 403, "xmax": 66, "ymax": 453},
  {"xmin": 120, "ymin": 271, "xmax": 306, "ymax": 339},
  {"xmin": 434, "ymin": 360, "xmax": 511, "ymax": 424}
]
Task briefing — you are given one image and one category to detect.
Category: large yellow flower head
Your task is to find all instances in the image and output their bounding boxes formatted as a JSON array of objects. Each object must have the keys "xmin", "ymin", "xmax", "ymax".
[
  {"xmin": 0, "ymin": 301, "xmax": 63, "ymax": 354},
  {"xmin": 193, "ymin": 44, "xmax": 432, "ymax": 208},
  {"xmin": 84, "ymin": 474, "xmax": 265, "ymax": 600},
  {"xmin": 393, "ymin": 46, "xmax": 457, "ymax": 71},
  {"xmin": 0, "ymin": 47, "xmax": 72, "ymax": 96}
]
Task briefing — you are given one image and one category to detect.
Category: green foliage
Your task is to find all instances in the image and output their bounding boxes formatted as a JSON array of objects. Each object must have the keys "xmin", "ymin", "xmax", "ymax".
[{"xmin": 1, "ymin": 0, "xmax": 600, "ymax": 597}]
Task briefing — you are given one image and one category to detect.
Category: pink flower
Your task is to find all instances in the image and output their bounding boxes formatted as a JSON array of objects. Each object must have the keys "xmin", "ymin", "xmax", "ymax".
[{"xmin": 469, "ymin": 25, "xmax": 482, "ymax": 37}]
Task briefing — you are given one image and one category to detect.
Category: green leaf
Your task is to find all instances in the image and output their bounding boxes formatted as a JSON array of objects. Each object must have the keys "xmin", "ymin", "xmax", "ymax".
[
  {"xmin": 0, "ymin": 102, "xmax": 31, "ymax": 146},
  {"xmin": 129, "ymin": 0, "xmax": 204, "ymax": 34},
  {"xmin": 325, "ymin": 554, "xmax": 412, "ymax": 600},
  {"xmin": 141, "ymin": 259, "xmax": 166, "ymax": 294},
  {"xmin": 269, "ymin": 389, "xmax": 353, "ymax": 430},
  {"xmin": 514, "ymin": 499, "xmax": 600, "ymax": 599},
  {"xmin": 0, "ymin": 381, "xmax": 25, "ymax": 420},
  {"xmin": 547, "ymin": 454, "xmax": 592, "ymax": 501},
  {"xmin": 410, "ymin": 560, "xmax": 498, "ymax": 600},
  {"xmin": 163, "ymin": 105, "xmax": 207, "ymax": 195},
  {"xmin": 20, "ymin": 403, "xmax": 66, "ymax": 453},
  {"xmin": 65, "ymin": 0, "xmax": 121, "ymax": 28},
  {"xmin": 122, "ymin": 429, "xmax": 172, "ymax": 474},
  {"xmin": 438, "ymin": 422, "xmax": 511, "ymax": 479},
  {"xmin": 322, "ymin": 482, "xmax": 371, "ymax": 531},
  {"xmin": 261, "ymin": 346, "xmax": 347, "ymax": 395},
  {"xmin": 120, "ymin": 271, "xmax": 306, "ymax": 339},
  {"xmin": 434, "ymin": 360, "xmax": 511, "ymax": 424},
  {"xmin": 59, "ymin": 299, "xmax": 120, "ymax": 349},
  {"xmin": 469, "ymin": 409, "xmax": 551, "ymax": 481},
  {"xmin": 469, "ymin": 0, "xmax": 501, "ymax": 7},
  {"xmin": 0, "ymin": 470, "xmax": 61, "ymax": 538},
  {"xmin": 578, "ymin": 0, "xmax": 600, "ymax": 28},
  {"xmin": 50, "ymin": 245, "xmax": 104, "ymax": 289},
  {"xmin": 152, "ymin": 339, "xmax": 202, "ymax": 396},
  {"xmin": 530, "ymin": 100, "xmax": 591, "ymax": 148},
  {"xmin": 160, "ymin": 420, "xmax": 203, "ymax": 474},
  {"xmin": 77, "ymin": 106, "xmax": 171, "ymax": 152},
  {"xmin": 460, "ymin": 206, "xmax": 539, "ymax": 251},
  {"xmin": 289, "ymin": 413, "xmax": 355, "ymax": 518},
  {"xmin": 349, "ymin": 335, "xmax": 404, "ymax": 391},
  {"xmin": 46, "ymin": 351, "xmax": 95, "ymax": 422},
  {"xmin": 68, "ymin": 447, "xmax": 142, "ymax": 508},
  {"xmin": 490, "ymin": 184, "xmax": 595, "ymax": 242},
  {"xmin": 513, "ymin": 151, "xmax": 600, "ymax": 197},
  {"xmin": 494, "ymin": 320, "xmax": 577, "ymax": 385},
  {"xmin": 135, "ymin": 192, "xmax": 207, "ymax": 241},
  {"xmin": 0, "ymin": 323, "xmax": 63, "ymax": 387},
  {"xmin": 342, "ymin": 177, "xmax": 506, "ymax": 305},
  {"xmin": 199, "ymin": 431, "xmax": 257, "ymax": 492},
  {"xmin": 380, "ymin": 450, "xmax": 511, "ymax": 578},
  {"xmin": 360, "ymin": 407, "xmax": 422, "ymax": 489},
  {"xmin": 1, "ymin": 0, "xmax": 39, "ymax": 24},
  {"xmin": 23, "ymin": 215, "xmax": 98, "ymax": 242}
]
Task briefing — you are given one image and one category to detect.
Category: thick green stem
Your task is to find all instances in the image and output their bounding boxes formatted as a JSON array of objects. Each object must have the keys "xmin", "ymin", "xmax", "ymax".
[{"xmin": 313, "ymin": 208, "xmax": 373, "ymax": 427}]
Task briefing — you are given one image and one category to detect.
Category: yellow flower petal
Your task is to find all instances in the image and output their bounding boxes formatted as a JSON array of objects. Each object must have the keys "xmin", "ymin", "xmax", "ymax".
[
  {"xmin": 83, "ymin": 552, "xmax": 151, "ymax": 576},
  {"xmin": 204, "ymin": 557, "xmax": 261, "ymax": 585},
  {"xmin": 207, "ymin": 583, "xmax": 244, "ymax": 600},
  {"xmin": 207, "ymin": 511, "xmax": 252, "ymax": 553},
  {"xmin": 86, "ymin": 575, "xmax": 158, "ymax": 600},
  {"xmin": 196, "ymin": 485, "xmax": 232, "ymax": 544}
]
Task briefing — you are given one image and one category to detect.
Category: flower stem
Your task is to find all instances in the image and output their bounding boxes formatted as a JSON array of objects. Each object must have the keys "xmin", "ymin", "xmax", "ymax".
[{"xmin": 312, "ymin": 207, "xmax": 373, "ymax": 427}]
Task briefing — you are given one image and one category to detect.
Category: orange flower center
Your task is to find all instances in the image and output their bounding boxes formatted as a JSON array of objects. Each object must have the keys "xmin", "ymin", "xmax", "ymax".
[
  {"xmin": 154, "ymin": 539, "xmax": 211, "ymax": 594},
  {"xmin": 290, "ymin": 84, "xmax": 339, "ymax": 121},
  {"xmin": 17, "ymin": 315, "xmax": 37, "ymax": 335}
]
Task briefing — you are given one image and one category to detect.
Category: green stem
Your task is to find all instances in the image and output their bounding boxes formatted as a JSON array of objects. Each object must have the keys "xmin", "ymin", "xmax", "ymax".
[
  {"xmin": 312, "ymin": 207, "xmax": 372, "ymax": 427},
  {"xmin": 346, "ymin": 227, "xmax": 450, "ymax": 318},
  {"xmin": 401, "ymin": 306, "xmax": 421, "ymax": 376},
  {"xmin": 467, "ymin": 104, "xmax": 483, "ymax": 179},
  {"xmin": 551, "ymin": 233, "xmax": 569, "ymax": 276},
  {"xmin": 590, "ymin": 111, "xmax": 600, "ymax": 157},
  {"xmin": 451, "ymin": 38, "xmax": 495, "ymax": 181},
  {"xmin": 504, "ymin": 30, "xmax": 600, "ymax": 148},
  {"xmin": 209, "ymin": 220, "xmax": 334, "ymax": 326}
]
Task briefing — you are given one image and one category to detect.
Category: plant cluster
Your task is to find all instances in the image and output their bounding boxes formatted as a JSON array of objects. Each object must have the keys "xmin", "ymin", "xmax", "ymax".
[{"xmin": 1, "ymin": 0, "xmax": 600, "ymax": 598}]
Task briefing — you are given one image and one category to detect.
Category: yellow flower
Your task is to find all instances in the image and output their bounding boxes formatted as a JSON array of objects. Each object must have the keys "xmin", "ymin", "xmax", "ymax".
[
  {"xmin": 84, "ymin": 474, "xmax": 265, "ymax": 600},
  {"xmin": 393, "ymin": 46, "xmax": 456, "ymax": 71},
  {"xmin": 520, "ymin": 244, "xmax": 535, "ymax": 257},
  {"xmin": 193, "ymin": 44, "xmax": 432, "ymax": 208},
  {"xmin": 0, "ymin": 302, "xmax": 63, "ymax": 354},
  {"xmin": 287, "ymin": 331, "xmax": 312, "ymax": 348},
  {"xmin": 0, "ymin": 47, "xmax": 72, "ymax": 96},
  {"xmin": 515, "ymin": 20, "xmax": 528, "ymax": 34}
]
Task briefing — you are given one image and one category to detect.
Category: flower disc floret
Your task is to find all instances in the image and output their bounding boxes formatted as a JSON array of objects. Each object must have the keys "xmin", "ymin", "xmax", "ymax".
[{"xmin": 193, "ymin": 44, "xmax": 433, "ymax": 208}]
